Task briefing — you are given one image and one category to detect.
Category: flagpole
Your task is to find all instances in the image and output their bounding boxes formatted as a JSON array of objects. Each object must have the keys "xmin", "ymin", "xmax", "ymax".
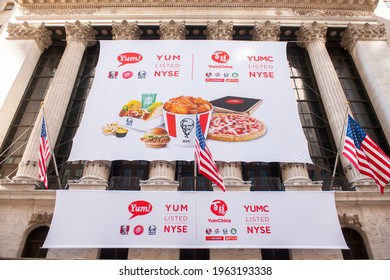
[
  {"xmin": 330, "ymin": 103, "xmax": 350, "ymax": 188},
  {"xmin": 193, "ymin": 108, "xmax": 198, "ymax": 191},
  {"xmin": 41, "ymin": 103, "xmax": 62, "ymax": 189}
]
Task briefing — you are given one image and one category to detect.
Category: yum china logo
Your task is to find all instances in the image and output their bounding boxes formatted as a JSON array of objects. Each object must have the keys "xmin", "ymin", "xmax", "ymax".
[
  {"xmin": 117, "ymin": 52, "xmax": 143, "ymax": 67},
  {"xmin": 128, "ymin": 200, "xmax": 152, "ymax": 219},
  {"xmin": 210, "ymin": 199, "xmax": 228, "ymax": 216},
  {"xmin": 211, "ymin": 51, "xmax": 230, "ymax": 64}
]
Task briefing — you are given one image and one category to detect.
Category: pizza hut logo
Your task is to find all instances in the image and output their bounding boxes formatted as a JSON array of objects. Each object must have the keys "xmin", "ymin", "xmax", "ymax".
[
  {"xmin": 211, "ymin": 51, "xmax": 230, "ymax": 64},
  {"xmin": 133, "ymin": 225, "xmax": 144, "ymax": 235},
  {"xmin": 210, "ymin": 199, "xmax": 228, "ymax": 216},
  {"xmin": 122, "ymin": 71, "xmax": 133, "ymax": 79},
  {"xmin": 117, "ymin": 52, "xmax": 143, "ymax": 67},
  {"xmin": 128, "ymin": 200, "xmax": 153, "ymax": 219}
]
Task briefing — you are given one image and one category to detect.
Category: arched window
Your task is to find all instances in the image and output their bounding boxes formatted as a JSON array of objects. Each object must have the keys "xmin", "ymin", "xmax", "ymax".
[
  {"xmin": 342, "ymin": 228, "xmax": 369, "ymax": 259},
  {"xmin": 21, "ymin": 226, "xmax": 49, "ymax": 258}
]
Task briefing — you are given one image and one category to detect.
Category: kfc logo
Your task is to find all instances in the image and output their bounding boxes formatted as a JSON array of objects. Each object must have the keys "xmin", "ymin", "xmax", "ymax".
[{"xmin": 180, "ymin": 118, "xmax": 194, "ymax": 138}]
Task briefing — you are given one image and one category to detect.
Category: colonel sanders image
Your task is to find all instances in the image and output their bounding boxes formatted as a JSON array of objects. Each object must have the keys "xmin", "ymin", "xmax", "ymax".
[{"xmin": 180, "ymin": 118, "xmax": 194, "ymax": 138}]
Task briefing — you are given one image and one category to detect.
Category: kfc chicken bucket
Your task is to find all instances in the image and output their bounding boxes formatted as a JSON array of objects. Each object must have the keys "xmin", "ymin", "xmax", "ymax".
[{"xmin": 163, "ymin": 96, "xmax": 213, "ymax": 147}]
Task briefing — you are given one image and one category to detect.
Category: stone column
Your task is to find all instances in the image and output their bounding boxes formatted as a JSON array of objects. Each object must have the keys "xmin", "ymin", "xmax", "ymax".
[
  {"xmin": 206, "ymin": 20, "xmax": 233, "ymax": 40},
  {"xmin": 206, "ymin": 20, "xmax": 245, "ymax": 189},
  {"xmin": 341, "ymin": 23, "xmax": 390, "ymax": 142},
  {"xmin": 159, "ymin": 20, "xmax": 186, "ymax": 40},
  {"xmin": 252, "ymin": 20, "xmax": 280, "ymax": 42},
  {"xmin": 339, "ymin": 23, "xmax": 390, "ymax": 191},
  {"xmin": 252, "ymin": 21, "xmax": 312, "ymax": 188},
  {"xmin": 297, "ymin": 21, "xmax": 362, "ymax": 185},
  {"xmin": 75, "ymin": 161, "xmax": 111, "ymax": 190},
  {"xmin": 74, "ymin": 21, "xmax": 142, "ymax": 190},
  {"xmin": 112, "ymin": 20, "xmax": 141, "ymax": 40},
  {"xmin": 0, "ymin": 22, "xmax": 52, "ymax": 149},
  {"xmin": 13, "ymin": 21, "xmax": 97, "ymax": 187}
]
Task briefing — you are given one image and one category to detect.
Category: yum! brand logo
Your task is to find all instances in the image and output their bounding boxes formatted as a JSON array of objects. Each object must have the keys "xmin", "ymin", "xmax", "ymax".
[
  {"xmin": 128, "ymin": 200, "xmax": 152, "ymax": 219},
  {"xmin": 117, "ymin": 52, "xmax": 143, "ymax": 67},
  {"xmin": 211, "ymin": 51, "xmax": 230, "ymax": 64},
  {"xmin": 210, "ymin": 199, "xmax": 228, "ymax": 216}
]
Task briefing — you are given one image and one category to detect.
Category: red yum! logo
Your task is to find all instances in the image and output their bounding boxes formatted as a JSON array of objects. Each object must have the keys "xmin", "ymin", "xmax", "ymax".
[
  {"xmin": 117, "ymin": 52, "xmax": 143, "ymax": 67},
  {"xmin": 211, "ymin": 51, "xmax": 230, "ymax": 64},
  {"xmin": 210, "ymin": 199, "xmax": 228, "ymax": 216},
  {"xmin": 128, "ymin": 200, "xmax": 152, "ymax": 219}
]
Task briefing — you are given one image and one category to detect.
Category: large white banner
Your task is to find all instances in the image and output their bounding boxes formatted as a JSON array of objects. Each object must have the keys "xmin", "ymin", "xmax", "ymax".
[
  {"xmin": 68, "ymin": 40, "xmax": 312, "ymax": 163},
  {"xmin": 43, "ymin": 191, "xmax": 347, "ymax": 249}
]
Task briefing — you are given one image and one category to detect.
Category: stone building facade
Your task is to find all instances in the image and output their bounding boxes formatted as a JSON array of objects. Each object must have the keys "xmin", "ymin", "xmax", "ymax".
[{"xmin": 0, "ymin": 1, "xmax": 389, "ymax": 260}]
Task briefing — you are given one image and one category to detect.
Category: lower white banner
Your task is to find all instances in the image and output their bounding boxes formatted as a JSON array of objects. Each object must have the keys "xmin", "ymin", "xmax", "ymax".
[{"xmin": 43, "ymin": 191, "xmax": 348, "ymax": 249}]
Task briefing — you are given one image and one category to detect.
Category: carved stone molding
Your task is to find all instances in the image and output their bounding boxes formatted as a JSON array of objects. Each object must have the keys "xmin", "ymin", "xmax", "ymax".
[
  {"xmin": 29, "ymin": 212, "xmax": 53, "ymax": 225},
  {"xmin": 6, "ymin": 22, "xmax": 52, "ymax": 52},
  {"xmin": 340, "ymin": 23, "xmax": 387, "ymax": 52},
  {"xmin": 112, "ymin": 20, "xmax": 141, "ymax": 40},
  {"xmin": 65, "ymin": 21, "xmax": 97, "ymax": 48},
  {"xmin": 252, "ymin": 20, "xmax": 281, "ymax": 41},
  {"xmin": 14, "ymin": 0, "xmax": 380, "ymax": 11},
  {"xmin": 296, "ymin": 21, "xmax": 328, "ymax": 49},
  {"xmin": 293, "ymin": 9, "xmax": 372, "ymax": 17},
  {"xmin": 18, "ymin": 7, "xmax": 99, "ymax": 16},
  {"xmin": 206, "ymin": 20, "xmax": 233, "ymax": 40},
  {"xmin": 159, "ymin": 20, "xmax": 186, "ymax": 40},
  {"xmin": 338, "ymin": 213, "xmax": 362, "ymax": 227}
]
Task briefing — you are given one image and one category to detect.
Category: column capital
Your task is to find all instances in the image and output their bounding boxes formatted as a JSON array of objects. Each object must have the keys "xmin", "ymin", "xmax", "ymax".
[
  {"xmin": 340, "ymin": 23, "xmax": 386, "ymax": 52},
  {"xmin": 296, "ymin": 21, "xmax": 327, "ymax": 49},
  {"xmin": 252, "ymin": 21, "xmax": 281, "ymax": 42},
  {"xmin": 6, "ymin": 22, "xmax": 52, "ymax": 52},
  {"xmin": 206, "ymin": 20, "xmax": 233, "ymax": 40},
  {"xmin": 159, "ymin": 20, "xmax": 186, "ymax": 40},
  {"xmin": 112, "ymin": 20, "xmax": 140, "ymax": 40},
  {"xmin": 65, "ymin": 21, "xmax": 97, "ymax": 48}
]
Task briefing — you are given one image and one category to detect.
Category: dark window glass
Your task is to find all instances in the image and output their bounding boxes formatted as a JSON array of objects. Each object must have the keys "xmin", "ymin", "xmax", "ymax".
[
  {"xmin": 0, "ymin": 43, "xmax": 65, "ymax": 178},
  {"xmin": 327, "ymin": 43, "xmax": 390, "ymax": 156},
  {"xmin": 261, "ymin": 249, "xmax": 290, "ymax": 260},
  {"xmin": 110, "ymin": 160, "xmax": 150, "ymax": 180},
  {"xmin": 180, "ymin": 249, "xmax": 210, "ymax": 260},
  {"xmin": 287, "ymin": 43, "xmax": 338, "ymax": 181},
  {"xmin": 176, "ymin": 161, "xmax": 195, "ymax": 180},
  {"xmin": 99, "ymin": 248, "xmax": 128, "ymax": 259}
]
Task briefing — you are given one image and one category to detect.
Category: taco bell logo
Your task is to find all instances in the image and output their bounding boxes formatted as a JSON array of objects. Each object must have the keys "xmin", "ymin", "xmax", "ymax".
[
  {"xmin": 138, "ymin": 71, "xmax": 147, "ymax": 79},
  {"xmin": 148, "ymin": 225, "xmax": 157, "ymax": 235}
]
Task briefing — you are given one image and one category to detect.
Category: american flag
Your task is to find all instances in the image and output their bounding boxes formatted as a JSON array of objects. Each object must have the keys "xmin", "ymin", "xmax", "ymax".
[
  {"xmin": 38, "ymin": 116, "xmax": 51, "ymax": 189},
  {"xmin": 342, "ymin": 115, "xmax": 390, "ymax": 194},
  {"xmin": 195, "ymin": 116, "xmax": 226, "ymax": 191}
]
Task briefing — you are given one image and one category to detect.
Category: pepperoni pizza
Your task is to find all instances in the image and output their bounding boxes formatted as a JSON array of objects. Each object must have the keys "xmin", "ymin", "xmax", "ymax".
[{"xmin": 207, "ymin": 113, "xmax": 266, "ymax": 142}]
